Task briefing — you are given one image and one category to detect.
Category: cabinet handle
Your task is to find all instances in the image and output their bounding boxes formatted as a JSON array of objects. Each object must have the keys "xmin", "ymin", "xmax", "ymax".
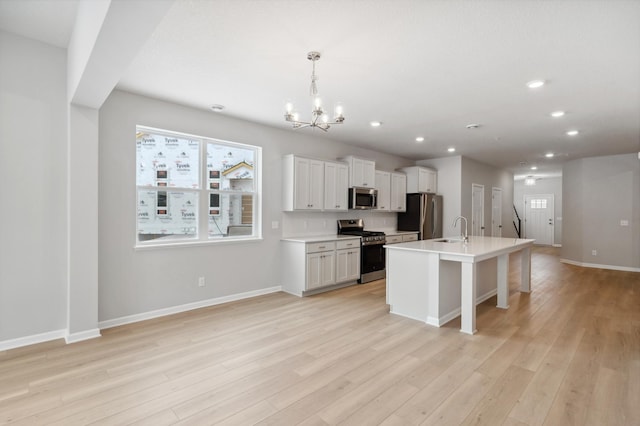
[{"xmin": 318, "ymin": 246, "xmax": 326, "ymax": 249}]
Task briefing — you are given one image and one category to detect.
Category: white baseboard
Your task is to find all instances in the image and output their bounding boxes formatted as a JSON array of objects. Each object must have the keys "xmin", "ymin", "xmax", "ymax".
[
  {"xmin": 0, "ymin": 329, "xmax": 66, "ymax": 352},
  {"xmin": 560, "ymin": 258, "xmax": 640, "ymax": 273},
  {"xmin": 1, "ymin": 286, "xmax": 283, "ymax": 351},
  {"xmin": 553, "ymin": 244, "xmax": 562, "ymax": 248},
  {"xmin": 65, "ymin": 328, "xmax": 101, "ymax": 344},
  {"xmin": 99, "ymin": 285, "xmax": 283, "ymax": 330}
]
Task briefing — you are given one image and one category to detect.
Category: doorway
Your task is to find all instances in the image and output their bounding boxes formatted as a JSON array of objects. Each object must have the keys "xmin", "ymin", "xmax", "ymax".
[
  {"xmin": 524, "ymin": 194, "xmax": 554, "ymax": 245},
  {"xmin": 491, "ymin": 187, "xmax": 503, "ymax": 237},
  {"xmin": 472, "ymin": 183, "xmax": 484, "ymax": 236}
]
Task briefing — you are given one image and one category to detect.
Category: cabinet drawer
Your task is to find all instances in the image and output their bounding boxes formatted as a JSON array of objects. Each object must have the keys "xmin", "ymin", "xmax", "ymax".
[
  {"xmin": 402, "ymin": 234, "xmax": 418, "ymax": 242},
  {"xmin": 385, "ymin": 235, "xmax": 403, "ymax": 244},
  {"xmin": 336, "ymin": 239, "xmax": 360, "ymax": 250},
  {"xmin": 306, "ymin": 241, "xmax": 336, "ymax": 253}
]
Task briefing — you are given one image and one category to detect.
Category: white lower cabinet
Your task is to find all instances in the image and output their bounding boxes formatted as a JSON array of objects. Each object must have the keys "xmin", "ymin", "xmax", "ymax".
[
  {"xmin": 281, "ymin": 237, "xmax": 361, "ymax": 296},
  {"xmin": 306, "ymin": 250, "xmax": 335, "ymax": 289},
  {"xmin": 335, "ymin": 240, "xmax": 361, "ymax": 283}
]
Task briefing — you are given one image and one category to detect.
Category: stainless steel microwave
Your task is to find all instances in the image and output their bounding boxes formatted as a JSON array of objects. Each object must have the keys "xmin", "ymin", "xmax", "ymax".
[{"xmin": 349, "ymin": 187, "xmax": 378, "ymax": 210}]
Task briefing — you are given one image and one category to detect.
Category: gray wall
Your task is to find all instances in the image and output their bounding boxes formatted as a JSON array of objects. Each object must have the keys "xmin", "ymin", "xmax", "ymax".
[
  {"xmin": 99, "ymin": 90, "xmax": 413, "ymax": 322},
  {"xmin": 0, "ymin": 32, "xmax": 68, "ymax": 342},
  {"xmin": 562, "ymin": 153, "xmax": 640, "ymax": 269},
  {"xmin": 460, "ymin": 157, "xmax": 516, "ymax": 239},
  {"xmin": 417, "ymin": 156, "xmax": 462, "ymax": 237},
  {"xmin": 417, "ymin": 156, "xmax": 515, "ymax": 238},
  {"xmin": 514, "ymin": 176, "xmax": 563, "ymax": 245}
]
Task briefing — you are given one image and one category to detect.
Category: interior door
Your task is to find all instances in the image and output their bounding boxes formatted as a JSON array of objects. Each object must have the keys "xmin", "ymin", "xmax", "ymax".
[
  {"xmin": 491, "ymin": 187, "xmax": 503, "ymax": 237},
  {"xmin": 524, "ymin": 194, "xmax": 554, "ymax": 245},
  {"xmin": 471, "ymin": 184, "xmax": 485, "ymax": 236}
]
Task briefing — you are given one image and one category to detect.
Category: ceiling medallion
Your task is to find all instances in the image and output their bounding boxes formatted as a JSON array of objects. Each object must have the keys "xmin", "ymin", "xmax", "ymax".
[{"xmin": 284, "ymin": 51, "xmax": 345, "ymax": 132}]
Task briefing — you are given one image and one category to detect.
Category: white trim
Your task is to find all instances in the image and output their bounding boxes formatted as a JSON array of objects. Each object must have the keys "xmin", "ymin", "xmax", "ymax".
[
  {"xmin": 560, "ymin": 258, "xmax": 640, "ymax": 273},
  {"xmin": 65, "ymin": 328, "xmax": 101, "ymax": 344},
  {"xmin": 426, "ymin": 288, "xmax": 498, "ymax": 327},
  {"xmin": 99, "ymin": 286, "xmax": 282, "ymax": 330},
  {"xmin": 0, "ymin": 329, "xmax": 66, "ymax": 352}
]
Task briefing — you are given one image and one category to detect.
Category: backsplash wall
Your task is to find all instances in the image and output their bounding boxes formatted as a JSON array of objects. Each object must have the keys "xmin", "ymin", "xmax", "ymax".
[{"xmin": 282, "ymin": 210, "xmax": 399, "ymax": 237}]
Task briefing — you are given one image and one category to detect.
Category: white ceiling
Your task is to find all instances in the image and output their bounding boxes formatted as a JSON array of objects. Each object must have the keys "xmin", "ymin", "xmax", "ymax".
[{"xmin": 2, "ymin": 0, "xmax": 639, "ymax": 179}]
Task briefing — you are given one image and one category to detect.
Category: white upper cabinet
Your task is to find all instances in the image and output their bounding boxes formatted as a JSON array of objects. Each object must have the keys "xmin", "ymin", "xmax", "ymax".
[
  {"xmin": 390, "ymin": 172, "xmax": 407, "ymax": 211},
  {"xmin": 324, "ymin": 161, "xmax": 349, "ymax": 211},
  {"xmin": 283, "ymin": 155, "xmax": 324, "ymax": 211},
  {"xmin": 399, "ymin": 166, "xmax": 437, "ymax": 193},
  {"xmin": 341, "ymin": 156, "xmax": 376, "ymax": 188},
  {"xmin": 375, "ymin": 170, "xmax": 391, "ymax": 211},
  {"xmin": 375, "ymin": 170, "xmax": 406, "ymax": 212}
]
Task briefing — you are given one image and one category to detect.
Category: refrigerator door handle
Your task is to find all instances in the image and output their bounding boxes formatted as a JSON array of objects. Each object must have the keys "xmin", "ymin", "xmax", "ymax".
[
  {"xmin": 419, "ymin": 195, "xmax": 427, "ymax": 240},
  {"xmin": 432, "ymin": 198, "xmax": 437, "ymax": 239}
]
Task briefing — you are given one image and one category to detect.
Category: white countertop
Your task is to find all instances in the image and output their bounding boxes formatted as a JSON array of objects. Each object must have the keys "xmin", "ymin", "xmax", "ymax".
[
  {"xmin": 281, "ymin": 235, "xmax": 361, "ymax": 243},
  {"xmin": 385, "ymin": 236, "xmax": 535, "ymax": 262}
]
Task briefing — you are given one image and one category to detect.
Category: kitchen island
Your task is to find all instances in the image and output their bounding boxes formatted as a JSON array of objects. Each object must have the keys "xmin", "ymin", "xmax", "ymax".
[{"xmin": 385, "ymin": 236, "xmax": 535, "ymax": 334}]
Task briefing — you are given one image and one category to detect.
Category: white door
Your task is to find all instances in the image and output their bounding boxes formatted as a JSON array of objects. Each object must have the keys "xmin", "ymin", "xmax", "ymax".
[
  {"xmin": 524, "ymin": 194, "xmax": 554, "ymax": 245},
  {"xmin": 471, "ymin": 184, "xmax": 485, "ymax": 236},
  {"xmin": 491, "ymin": 187, "xmax": 503, "ymax": 237}
]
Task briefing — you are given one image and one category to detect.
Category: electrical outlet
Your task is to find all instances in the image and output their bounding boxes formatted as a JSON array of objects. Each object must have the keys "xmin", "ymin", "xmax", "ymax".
[
  {"xmin": 198, "ymin": 276, "xmax": 205, "ymax": 287},
  {"xmin": 620, "ymin": 220, "xmax": 629, "ymax": 226},
  {"xmin": 591, "ymin": 250, "xmax": 597, "ymax": 256}
]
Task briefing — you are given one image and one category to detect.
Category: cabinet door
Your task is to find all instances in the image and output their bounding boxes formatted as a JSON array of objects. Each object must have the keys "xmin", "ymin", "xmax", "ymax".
[
  {"xmin": 306, "ymin": 252, "xmax": 323, "ymax": 289},
  {"xmin": 346, "ymin": 249, "xmax": 360, "ymax": 281},
  {"xmin": 375, "ymin": 171, "xmax": 391, "ymax": 211},
  {"xmin": 336, "ymin": 248, "xmax": 360, "ymax": 283},
  {"xmin": 418, "ymin": 168, "xmax": 437, "ymax": 193},
  {"xmin": 320, "ymin": 251, "xmax": 336, "ymax": 286},
  {"xmin": 293, "ymin": 157, "xmax": 323, "ymax": 210},
  {"xmin": 362, "ymin": 160, "xmax": 376, "ymax": 188},
  {"xmin": 351, "ymin": 157, "xmax": 365, "ymax": 187},
  {"xmin": 335, "ymin": 249, "xmax": 349, "ymax": 283},
  {"xmin": 308, "ymin": 159, "xmax": 324, "ymax": 209},
  {"xmin": 390, "ymin": 173, "xmax": 406, "ymax": 211},
  {"xmin": 324, "ymin": 162, "xmax": 348, "ymax": 211}
]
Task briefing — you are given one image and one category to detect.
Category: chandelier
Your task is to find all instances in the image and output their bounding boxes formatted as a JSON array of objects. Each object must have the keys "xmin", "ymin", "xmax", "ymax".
[{"xmin": 284, "ymin": 51, "xmax": 345, "ymax": 132}]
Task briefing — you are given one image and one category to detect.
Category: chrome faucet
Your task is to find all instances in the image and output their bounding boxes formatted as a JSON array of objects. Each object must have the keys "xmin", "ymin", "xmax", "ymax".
[{"xmin": 453, "ymin": 216, "xmax": 469, "ymax": 242}]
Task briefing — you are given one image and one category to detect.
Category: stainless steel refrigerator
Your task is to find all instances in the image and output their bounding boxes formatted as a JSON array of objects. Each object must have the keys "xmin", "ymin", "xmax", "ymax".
[{"xmin": 397, "ymin": 193, "xmax": 443, "ymax": 240}]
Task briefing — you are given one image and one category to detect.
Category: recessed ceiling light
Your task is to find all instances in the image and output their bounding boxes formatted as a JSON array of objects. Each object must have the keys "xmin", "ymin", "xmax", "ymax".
[
  {"xmin": 448, "ymin": 147, "xmax": 456, "ymax": 153},
  {"xmin": 466, "ymin": 123, "xmax": 480, "ymax": 129},
  {"xmin": 210, "ymin": 104, "xmax": 225, "ymax": 112},
  {"xmin": 415, "ymin": 136, "xmax": 424, "ymax": 142},
  {"xmin": 526, "ymin": 80, "xmax": 545, "ymax": 89},
  {"xmin": 551, "ymin": 111, "xmax": 565, "ymax": 118},
  {"xmin": 531, "ymin": 166, "xmax": 538, "ymax": 170},
  {"xmin": 545, "ymin": 152, "xmax": 554, "ymax": 158},
  {"xmin": 370, "ymin": 121, "xmax": 382, "ymax": 127},
  {"xmin": 566, "ymin": 130, "xmax": 579, "ymax": 136}
]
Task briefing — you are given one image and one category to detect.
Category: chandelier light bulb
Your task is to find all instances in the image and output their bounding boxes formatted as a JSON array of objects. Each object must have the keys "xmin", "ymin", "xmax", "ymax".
[
  {"xmin": 285, "ymin": 102, "xmax": 293, "ymax": 113},
  {"xmin": 313, "ymin": 96, "xmax": 322, "ymax": 109}
]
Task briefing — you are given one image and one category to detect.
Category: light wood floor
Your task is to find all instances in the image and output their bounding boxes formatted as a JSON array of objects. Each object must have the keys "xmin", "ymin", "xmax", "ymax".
[{"xmin": 1, "ymin": 247, "xmax": 639, "ymax": 425}]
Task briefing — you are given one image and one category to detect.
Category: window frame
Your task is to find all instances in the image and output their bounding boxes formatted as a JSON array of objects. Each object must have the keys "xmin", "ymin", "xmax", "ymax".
[{"xmin": 135, "ymin": 126, "xmax": 262, "ymax": 248}]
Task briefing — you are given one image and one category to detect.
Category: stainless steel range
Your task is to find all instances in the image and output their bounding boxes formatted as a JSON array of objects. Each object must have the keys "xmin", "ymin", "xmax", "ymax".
[{"xmin": 337, "ymin": 219, "xmax": 386, "ymax": 283}]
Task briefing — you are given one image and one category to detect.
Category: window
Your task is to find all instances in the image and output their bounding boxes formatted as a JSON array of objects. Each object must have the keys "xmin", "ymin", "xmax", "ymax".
[
  {"xmin": 530, "ymin": 199, "xmax": 547, "ymax": 209},
  {"xmin": 136, "ymin": 126, "xmax": 261, "ymax": 245}
]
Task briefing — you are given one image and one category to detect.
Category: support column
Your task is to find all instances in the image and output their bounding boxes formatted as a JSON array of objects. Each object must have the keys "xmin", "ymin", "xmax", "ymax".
[
  {"xmin": 460, "ymin": 261, "xmax": 477, "ymax": 335},
  {"xmin": 496, "ymin": 253, "xmax": 509, "ymax": 309},
  {"xmin": 520, "ymin": 247, "xmax": 532, "ymax": 292},
  {"xmin": 66, "ymin": 104, "xmax": 100, "ymax": 343}
]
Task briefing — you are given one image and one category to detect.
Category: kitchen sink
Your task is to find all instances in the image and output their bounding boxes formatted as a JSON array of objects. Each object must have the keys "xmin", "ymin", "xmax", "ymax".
[{"xmin": 433, "ymin": 238, "xmax": 463, "ymax": 243}]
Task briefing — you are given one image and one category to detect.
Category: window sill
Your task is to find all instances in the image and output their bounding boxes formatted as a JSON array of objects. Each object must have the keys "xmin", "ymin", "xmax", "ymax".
[{"xmin": 134, "ymin": 236, "xmax": 263, "ymax": 251}]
